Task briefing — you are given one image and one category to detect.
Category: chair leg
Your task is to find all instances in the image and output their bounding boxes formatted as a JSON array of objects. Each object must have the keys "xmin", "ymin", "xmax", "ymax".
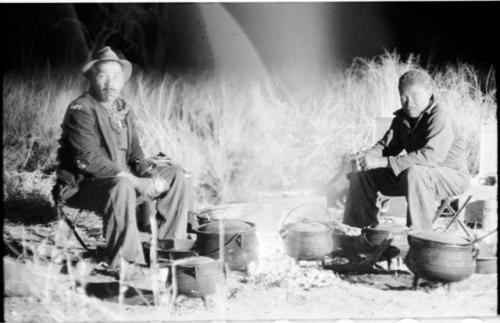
[
  {"xmin": 445, "ymin": 195, "xmax": 472, "ymax": 229},
  {"xmin": 433, "ymin": 195, "xmax": 472, "ymax": 228},
  {"xmin": 57, "ymin": 204, "xmax": 90, "ymax": 251},
  {"xmin": 433, "ymin": 199, "xmax": 452, "ymax": 224}
]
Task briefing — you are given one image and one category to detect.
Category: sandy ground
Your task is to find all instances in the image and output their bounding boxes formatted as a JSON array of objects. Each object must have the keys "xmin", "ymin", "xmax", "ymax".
[{"xmin": 3, "ymin": 191, "xmax": 498, "ymax": 322}]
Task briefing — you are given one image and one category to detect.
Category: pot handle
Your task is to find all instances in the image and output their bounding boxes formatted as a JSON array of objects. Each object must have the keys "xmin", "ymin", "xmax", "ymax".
[
  {"xmin": 279, "ymin": 204, "xmax": 331, "ymax": 233},
  {"xmin": 468, "ymin": 228, "xmax": 498, "ymax": 246},
  {"xmin": 360, "ymin": 232, "xmax": 376, "ymax": 247},
  {"xmin": 236, "ymin": 233, "xmax": 243, "ymax": 248},
  {"xmin": 472, "ymin": 248, "xmax": 479, "ymax": 259},
  {"xmin": 202, "ymin": 232, "xmax": 243, "ymax": 256}
]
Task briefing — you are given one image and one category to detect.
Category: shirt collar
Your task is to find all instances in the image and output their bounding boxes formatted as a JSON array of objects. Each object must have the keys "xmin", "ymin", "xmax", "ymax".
[{"xmin": 88, "ymin": 91, "xmax": 129, "ymax": 116}]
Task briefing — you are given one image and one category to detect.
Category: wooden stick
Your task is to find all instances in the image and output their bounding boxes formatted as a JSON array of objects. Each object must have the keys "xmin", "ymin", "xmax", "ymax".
[{"xmin": 149, "ymin": 211, "xmax": 159, "ymax": 306}]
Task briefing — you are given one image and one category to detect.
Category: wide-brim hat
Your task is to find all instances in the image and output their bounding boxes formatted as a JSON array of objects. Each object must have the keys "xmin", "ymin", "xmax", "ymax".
[{"xmin": 82, "ymin": 46, "xmax": 132, "ymax": 81}]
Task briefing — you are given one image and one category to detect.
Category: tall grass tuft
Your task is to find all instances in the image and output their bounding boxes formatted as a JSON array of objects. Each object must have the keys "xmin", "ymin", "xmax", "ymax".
[{"xmin": 3, "ymin": 52, "xmax": 496, "ymax": 204}]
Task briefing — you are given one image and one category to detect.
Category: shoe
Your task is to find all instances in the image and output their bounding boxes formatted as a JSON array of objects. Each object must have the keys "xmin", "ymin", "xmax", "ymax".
[
  {"xmin": 94, "ymin": 261, "xmax": 110, "ymax": 271},
  {"xmin": 92, "ymin": 261, "xmax": 120, "ymax": 279},
  {"xmin": 157, "ymin": 239, "xmax": 174, "ymax": 250}
]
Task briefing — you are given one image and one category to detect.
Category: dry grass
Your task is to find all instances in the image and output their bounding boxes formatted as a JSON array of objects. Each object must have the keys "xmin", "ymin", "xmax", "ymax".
[{"xmin": 3, "ymin": 51, "xmax": 497, "ymax": 204}]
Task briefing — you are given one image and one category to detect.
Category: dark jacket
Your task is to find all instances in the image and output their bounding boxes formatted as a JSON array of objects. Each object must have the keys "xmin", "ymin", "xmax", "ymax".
[
  {"xmin": 373, "ymin": 97, "xmax": 470, "ymax": 177},
  {"xmin": 55, "ymin": 92, "xmax": 147, "ymax": 198}
]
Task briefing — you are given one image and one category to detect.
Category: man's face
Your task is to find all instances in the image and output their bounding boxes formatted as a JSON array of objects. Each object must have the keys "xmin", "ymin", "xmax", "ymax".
[
  {"xmin": 89, "ymin": 61, "xmax": 125, "ymax": 103},
  {"xmin": 399, "ymin": 84, "xmax": 433, "ymax": 118}
]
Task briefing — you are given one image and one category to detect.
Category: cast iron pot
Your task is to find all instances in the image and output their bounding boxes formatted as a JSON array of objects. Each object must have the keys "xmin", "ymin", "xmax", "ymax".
[
  {"xmin": 163, "ymin": 256, "xmax": 224, "ymax": 298},
  {"xmin": 407, "ymin": 228, "xmax": 498, "ymax": 283},
  {"xmin": 406, "ymin": 231, "xmax": 477, "ymax": 283},
  {"xmin": 280, "ymin": 205, "xmax": 334, "ymax": 260},
  {"xmin": 361, "ymin": 221, "xmax": 410, "ymax": 257},
  {"xmin": 332, "ymin": 227, "xmax": 360, "ymax": 252},
  {"xmin": 193, "ymin": 220, "xmax": 259, "ymax": 272}
]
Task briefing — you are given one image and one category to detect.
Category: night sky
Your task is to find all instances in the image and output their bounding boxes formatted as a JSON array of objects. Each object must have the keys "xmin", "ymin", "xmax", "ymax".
[{"xmin": 2, "ymin": 2, "xmax": 499, "ymax": 76}]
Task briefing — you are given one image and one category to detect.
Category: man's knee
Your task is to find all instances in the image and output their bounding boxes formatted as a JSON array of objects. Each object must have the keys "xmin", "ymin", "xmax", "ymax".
[
  {"xmin": 168, "ymin": 165, "xmax": 186, "ymax": 186},
  {"xmin": 109, "ymin": 176, "xmax": 135, "ymax": 195},
  {"xmin": 403, "ymin": 165, "xmax": 428, "ymax": 185}
]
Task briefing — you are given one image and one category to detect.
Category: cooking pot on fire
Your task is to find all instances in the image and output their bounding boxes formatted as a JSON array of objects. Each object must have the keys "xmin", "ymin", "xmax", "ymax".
[
  {"xmin": 361, "ymin": 220, "xmax": 411, "ymax": 257},
  {"xmin": 193, "ymin": 220, "xmax": 259, "ymax": 272},
  {"xmin": 407, "ymin": 229, "xmax": 497, "ymax": 283},
  {"xmin": 280, "ymin": 205, "xmax": 334, "ymax": 260}
]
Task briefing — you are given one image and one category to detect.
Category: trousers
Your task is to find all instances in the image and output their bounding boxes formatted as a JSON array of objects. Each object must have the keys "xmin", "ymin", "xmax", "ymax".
[
  {"xmin": 65, "ymin": 164, "xmax": 189, "ymax": 269},
  {"xmin": 342, "ymin": 165, "xmax": 470, "ymax": 231}
]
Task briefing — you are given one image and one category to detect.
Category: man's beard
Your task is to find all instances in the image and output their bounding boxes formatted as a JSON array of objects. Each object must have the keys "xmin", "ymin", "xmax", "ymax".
[{"xmin": 96, "ymin": 89, "xmax": 118, "ymax": 103}]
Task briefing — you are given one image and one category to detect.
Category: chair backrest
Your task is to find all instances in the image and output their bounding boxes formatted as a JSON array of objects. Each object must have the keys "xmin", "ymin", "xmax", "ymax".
[
  {"xmin": 478, "ymin": 121, "xmax": 497, "ymax": 176},
  {"xmin": 373, "ymin": 117, "xmax": 498, "ymax": 176}
]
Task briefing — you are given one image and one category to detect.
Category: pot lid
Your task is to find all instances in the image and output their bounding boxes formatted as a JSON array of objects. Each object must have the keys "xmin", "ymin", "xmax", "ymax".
[
  {"xmin": 197, "ymin": 204, "xmax": 248, "ymax": 220},
  {"xmin": 410, "ymin": 231, "xmax": 470, "ymax": 245},
  {"xmin": 287, "ymin": 219, "xmax": 330, "ymax": 232},
  {"xmin": 197, "ymin": 220, "xmax": 252, "ymax": 234},
  {"xmin": 175, "ymin": 256, "xmax": 216, "ymax": 266}
]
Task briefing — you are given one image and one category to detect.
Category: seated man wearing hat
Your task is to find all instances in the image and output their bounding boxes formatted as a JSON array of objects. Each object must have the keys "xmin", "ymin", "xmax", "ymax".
[
  {"xmin": 55, "ymin": 46, "xmax": 190, "ymax": 276},
  {"xmin": 337, "ymin": 69, "xmax": 471, "ymax": 232}
]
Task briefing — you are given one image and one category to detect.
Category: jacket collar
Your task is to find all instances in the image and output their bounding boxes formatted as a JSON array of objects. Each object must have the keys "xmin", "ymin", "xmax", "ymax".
[
  {"xmin": 393, "ymin": 95, "xmax": 437, "ymax": 130},
  {"xmin": 393, "ymin": 95, "xmax": 437, "ymax": 118}
]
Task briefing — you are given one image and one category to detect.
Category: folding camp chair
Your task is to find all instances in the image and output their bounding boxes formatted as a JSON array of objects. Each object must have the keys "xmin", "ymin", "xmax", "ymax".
[
  {"xmin": 51, "ymin": 183, "xmax": 149, "ymax": 252},
  {"xmin": 51, "ymin": 167, "xmax": 197, "ymax": 253}
]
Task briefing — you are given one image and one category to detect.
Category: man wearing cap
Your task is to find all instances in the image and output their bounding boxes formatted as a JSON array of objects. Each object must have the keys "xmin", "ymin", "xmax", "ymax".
[
  {"xmin": 337, "ymin": 69, "xmax": 471, "ymax": 231},
  {"xmin": 55, "ymin": 46, "xmax": 190, "ymax": 274}
]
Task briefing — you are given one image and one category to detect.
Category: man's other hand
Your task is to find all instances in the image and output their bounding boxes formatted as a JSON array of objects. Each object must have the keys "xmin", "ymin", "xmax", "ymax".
[{"xmin": 358, "ymin": 154, "xmax": 389, "ymax": 171}]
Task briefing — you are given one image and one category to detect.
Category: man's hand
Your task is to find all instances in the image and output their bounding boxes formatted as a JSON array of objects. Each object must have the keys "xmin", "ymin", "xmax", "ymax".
[
  {"xmin": 357, "ymin": 154, "xmax": 389, "ymax": 171},
  {"xmin": 148, "ymin": 177, "xmax": 169, "ymax": 199},
  {"xmin": 116, "ymin": 172, "xmax": 168, "ymax": 199}
]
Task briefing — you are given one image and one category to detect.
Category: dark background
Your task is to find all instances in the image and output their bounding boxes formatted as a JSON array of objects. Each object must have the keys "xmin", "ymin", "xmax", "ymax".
[{"xmin": 2, "ymin": 2, "xmax": 498, "ymax": 76}]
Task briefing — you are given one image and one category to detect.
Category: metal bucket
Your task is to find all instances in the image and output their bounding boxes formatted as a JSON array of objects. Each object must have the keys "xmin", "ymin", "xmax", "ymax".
[
  {"xmin": 465, "ymin": 199, "xmax": 497, "ymax": 230},
  {"xmin": 475, "ymin": 256, "xmax": 497, "ymax": 274},
  {"xmin": 280, "ymin": 205, "xmax": 334, "ymax": 260}
]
